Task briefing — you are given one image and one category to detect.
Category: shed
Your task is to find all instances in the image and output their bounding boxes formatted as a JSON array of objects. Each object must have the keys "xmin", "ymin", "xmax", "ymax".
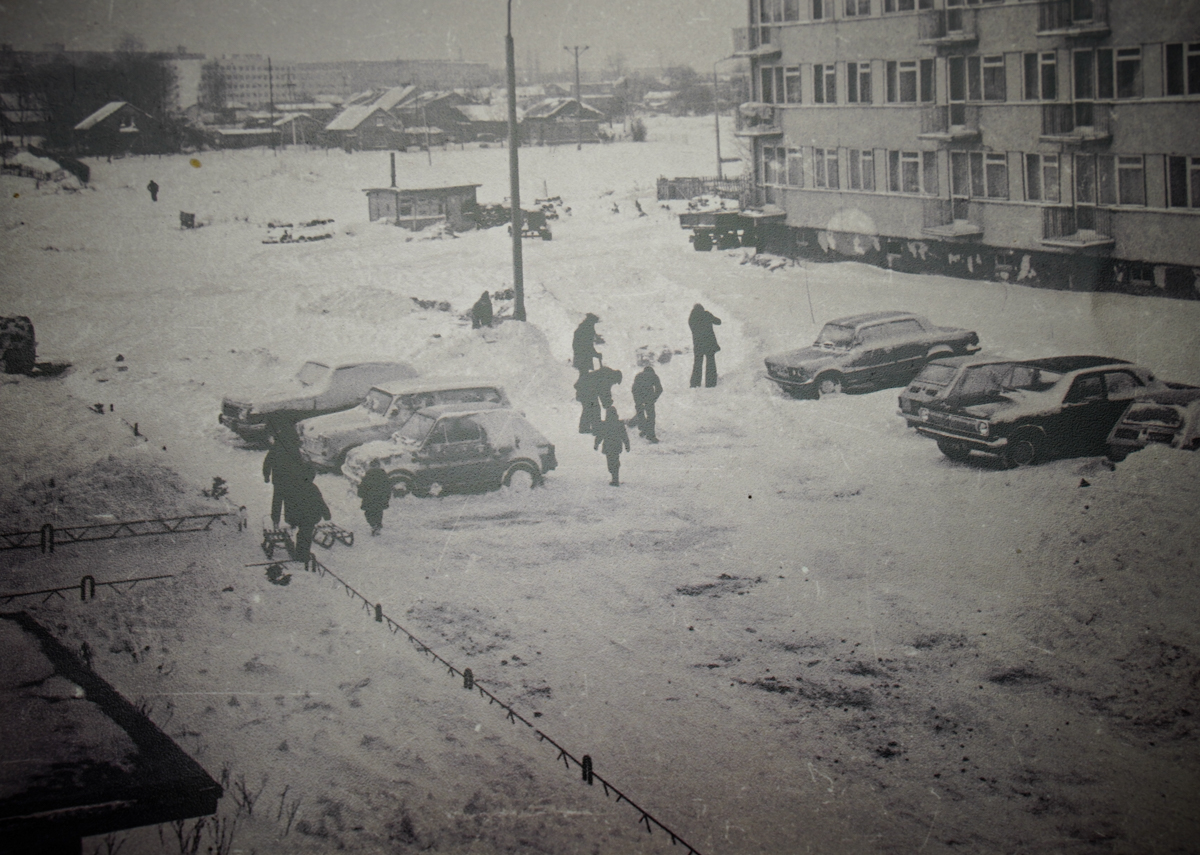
[
  {"xmin": 273, "ymin": 112, "xmax": 325, "ymax": 146},
  {"xmin": 210, "ymin": 127, "xmax": 279, "ymax": 149},
  {"xmin": 364, "ymin": 184, "xmax": 481, "ymax": 231},
  {"xmin": 72, "ymin": 101, "xmax": 165, "ymax": 156},
  {"xmin": 0, "ymin": 612, "xmax": 223, "ymax": 853}
]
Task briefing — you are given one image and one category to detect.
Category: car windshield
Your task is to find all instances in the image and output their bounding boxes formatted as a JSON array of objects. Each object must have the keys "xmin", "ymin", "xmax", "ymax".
[
  {"xmin": 952, "ymin": 363, "xmax": 1062, "ymax": 401},
  {"xmin": 814, "ymin": 324, "xmax": 856, "ymax": 350},
  {"xmin": 394, "ymin": 412, "xmax": 436, "ymax": 445},
  {"xmin": 363, "ymin": 389, "xmax": 392, "ymax": 414},
  {"xmin": 914, "ymin": 363, "xmax": 960, "ymax": 386},
  {"xmin": 296, "ymin": 361, "xmax": 331, "ymax": 387}
]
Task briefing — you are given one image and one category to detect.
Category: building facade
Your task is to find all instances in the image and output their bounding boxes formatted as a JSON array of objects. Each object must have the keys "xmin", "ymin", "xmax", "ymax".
[{"xmin": 734, "ymin": 0, "xmax": 1200, "ymax": 298}]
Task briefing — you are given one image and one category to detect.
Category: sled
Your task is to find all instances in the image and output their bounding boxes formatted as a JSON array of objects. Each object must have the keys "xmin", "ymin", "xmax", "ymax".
[
  {"xmin": 261, "ymin": 517, "xmax": 295, "ymax": 559},
  {"xmin": 313, "ymin": 521, "xmax": 354, "ymax": 549}
]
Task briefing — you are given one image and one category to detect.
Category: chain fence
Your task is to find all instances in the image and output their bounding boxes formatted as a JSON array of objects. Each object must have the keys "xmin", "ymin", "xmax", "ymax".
[
  {"xmin": 267, "ymin": 553, "xmax": 706, "ymax": 854},
  {"xmin": 0, "ymin": 573, "xmax": 175, "ymax": 605},
  {"xmin": 1, "ymin": 513, "xmax": 240, "ymax": 554}
]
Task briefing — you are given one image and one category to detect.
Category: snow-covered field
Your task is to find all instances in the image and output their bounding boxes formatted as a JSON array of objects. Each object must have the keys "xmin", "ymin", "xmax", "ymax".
[{"xmin": 2, "ymin": 116, "xmax": 1198, "ymax": 854}]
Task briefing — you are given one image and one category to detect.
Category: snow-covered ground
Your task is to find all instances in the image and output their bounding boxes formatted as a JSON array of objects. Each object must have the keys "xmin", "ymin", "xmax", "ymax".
[{"xmin": 2, "ymin": 116, "xmax": 1198, "ymax": 854}]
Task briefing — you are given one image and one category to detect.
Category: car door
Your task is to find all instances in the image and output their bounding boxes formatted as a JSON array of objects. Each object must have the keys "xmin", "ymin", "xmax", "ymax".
[
  {"xmin": 846, "ymin": 324, "xmax": 894, "ymax": 387},
  {"xmin": 888, "ymin": 319, "xmax": 932, "ymax": 381},
  {"xmin": 1058, "ymin": 372, "xmax": 1109, "ymax": 456},
  {"xmin": 426, "ymin": 416, "xmax": 491, "ymax": 492}
]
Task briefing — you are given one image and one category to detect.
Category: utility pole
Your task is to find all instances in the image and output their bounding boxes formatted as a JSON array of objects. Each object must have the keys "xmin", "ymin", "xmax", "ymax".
[
  {"xmin": 268, "ymin": 56, "xmax": 276, "ymax": 155},
  {"xmin": 506, "ymin": 0, "xmax": 526, "ymax": 321},
  {"xmin": 563, "ymin": 45, "xmax": 588, "ymax": 151}
]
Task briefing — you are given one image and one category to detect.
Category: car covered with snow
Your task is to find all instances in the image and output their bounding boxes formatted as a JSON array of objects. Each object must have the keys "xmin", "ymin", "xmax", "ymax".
[
  {"xmin": 1106, "ymin": 387, "xmax": 1200, "ymax": 460},
  {"xmin": 341, "ymin": 403, "xmax": 557, "ymax": 497},
  {"xmin": 297, "ymin": 379, "xmax": 510, "ymax": 468},
  {"xmin": 765, "ymin": 311, "xmax": 980, "ymax": 399},
  {"xmin": 220, "ymin": 359, "xmax": 417, "ymax": 444},
  {"xmin": 913, "ymin": 356, "xmax": 1167, "ymax": 466}
]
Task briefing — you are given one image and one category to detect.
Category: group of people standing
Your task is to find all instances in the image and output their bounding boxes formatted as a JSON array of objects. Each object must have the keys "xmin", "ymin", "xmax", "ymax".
[
  {"xmin": 262, "ymin": 423, "xmax": 331, "ymax": 563},
  {"xmin": 571, "ymin": 302, "xmax": 720, "ymax": 486}
]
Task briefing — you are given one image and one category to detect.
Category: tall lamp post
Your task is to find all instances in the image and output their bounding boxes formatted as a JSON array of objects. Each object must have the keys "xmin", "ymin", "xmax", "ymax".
[
  {"xmin": 564, "ymin": 45, "xmax": 589, "ymax": 151},
  {"xmin": 713, "ymin": 56, "xmax": 738, "ymax": 180},
  {"xmin": 506, "ymin": 0, "xmax": 525, "ymax": 321}
]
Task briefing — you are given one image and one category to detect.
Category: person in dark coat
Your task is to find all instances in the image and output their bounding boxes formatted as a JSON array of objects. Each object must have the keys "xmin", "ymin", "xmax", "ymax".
[
  {"xmin": 630, "ymin": 365, "xmax": 663, "ymax": 442},
  {"xmin": 147, "ymin": 180, "xmax": 159, "ymax": 202},
  {"xmin": 287, "ymin": 473, "xmax": 331, "ymax": 564},
  {"xmin": 688, "ymin": 303, "xmax": 722, "ymax": 388},
  {"xmin": 572, "ymin": 313, "xmax": 602, "ymax": 376},
  {"xmin": 263, "ymin": 426, "xmax": 312, "ymax": 529},
  {"xmin": 594, "ymin": 406, "xmax": 630, "ymax": 486},
  {"xmin": 357, "ymin": 460, "xmax": 391, "ymax": 535},
  {"xmin": 574, "ymin": 369, "xmax": 601, "ymax": 435},
  {"xmin": 470, "ymin": 290, "xmax": 493, "ymax": 329}
]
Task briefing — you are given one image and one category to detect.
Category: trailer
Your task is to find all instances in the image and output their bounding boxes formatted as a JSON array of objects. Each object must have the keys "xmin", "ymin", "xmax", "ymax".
[
  {"xmin": 509, "ymin": 208, "xmax": 553, "ymax": 240},
  {"xmin": 679, "ymin": 207, "xmax": 787, "ymax": 252}
]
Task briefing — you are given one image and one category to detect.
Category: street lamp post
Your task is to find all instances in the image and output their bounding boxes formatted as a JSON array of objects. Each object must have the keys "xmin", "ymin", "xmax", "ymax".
[
  {"xmin": 564, "ymin": 45, "xmax": 589, "ymax": 151},
  {"xmin": 506, "ymin": 0, "xmax": 525, "ymax": 321}
]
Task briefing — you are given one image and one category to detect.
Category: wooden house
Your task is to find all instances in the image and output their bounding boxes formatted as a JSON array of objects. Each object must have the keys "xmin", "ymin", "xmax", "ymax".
[
  {"xmin": 72, "ymin": 101, "xmax": 165, "ymax": 156},
  {"xmin": 521, "ymin": 98, "xmax": 604, "ymax": 145},
  {"xmin": 324, "ymin": 104, "xmax": 402, "ymax": 151}
]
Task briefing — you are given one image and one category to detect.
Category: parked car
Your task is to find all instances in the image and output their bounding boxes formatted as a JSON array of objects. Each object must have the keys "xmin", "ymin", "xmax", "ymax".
[
  {"xmin": 341, "ymin": 404, "xmax": 557, "ymax": 497},
  {"xmin": 1106, "ymin": 388, "xmax": 1200, "ymax": 460},
  {"xmin": 898, "ymin": 355, "xmax": 1001, "ymax": 427},
  {"xmin": 297, "ymin": 379, "xmax": 510, "ymax": 468},
  {"xmin": 912, "ymin": 356, "xmax": 1167, "ymax": 466},
  {"xmin": 764, "ymin": 311, "xmax": 980, "ymax": 399},
  {"xmin": 220, "ymin": 359, "xmax": 417, "ymax": 444}
]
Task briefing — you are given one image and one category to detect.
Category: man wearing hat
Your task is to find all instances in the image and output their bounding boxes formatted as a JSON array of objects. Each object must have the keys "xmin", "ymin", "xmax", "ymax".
[{"xmin": 572, "ymin": 313, "xmax": 603, "ymax": 377}]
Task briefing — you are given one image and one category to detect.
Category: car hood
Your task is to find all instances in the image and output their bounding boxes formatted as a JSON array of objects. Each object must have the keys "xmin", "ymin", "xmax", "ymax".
[
  {"xmin": 765, "ymin": 346, "xmax": 844, "ymax": 371},
  {"xmin": 299, "ymin": 407, "xmax": 385, "ymax": 437},
  {"xmin": 943, "ymin": 389, "xmax": 1060, "ymax": 421}
]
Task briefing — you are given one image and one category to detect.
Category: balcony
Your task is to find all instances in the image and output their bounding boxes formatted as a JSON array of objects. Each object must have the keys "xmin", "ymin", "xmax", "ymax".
[
  {"xmin": 917, "ymin": 9, "xmax": 978, "ymax": 47},
  {"xmin": 732, "ymin": 27, "xmax": 781, "ymax": 59},
  {"xmin": 922, "ymin": 198, "xmax": 983, "ymax": 239},
  {"xmin": 917, "ymin": 105, "xmax": 981, "ymax": 143},
  {"xmin": 734, "ymin": 102, "xmax": 782, "ymax": 138},
  {"xmin": 1039, "ymin": 102, "xmax": 1111, "ymax": 144},
  {"xmin": 1041, "ymin": 206, "xmax": 1114, "ymax": 248},
  {"xmin": 1036, "ymin": 0, "xmax": 1109, "ymax": 37}
]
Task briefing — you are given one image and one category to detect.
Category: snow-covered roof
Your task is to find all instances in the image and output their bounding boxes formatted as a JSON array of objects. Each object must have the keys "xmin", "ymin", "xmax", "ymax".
[
  {"xmin": 523, "ymin": 98, "xmax": 604, "ymax": 120},
  {"xmin": 326, "ymin": 105, "xmax": 395, "ymax": 131},
  {"xmin": 456, "ymin": 104, "xmax": 510, "ymax": 123},
  {"xmin": 372, "ymin": 86, "xmax": 417, "ymax": 112},
  {"xmin": 272, "ymin": 112, "xmax": 313, "ymax": 127},
  {"xmin": 73, "ymin": 101, "xmax": 127, "ymax": 130},
  {"xmin": 212, "ymin": 128, "xmax": 277, "ymax": 136}
]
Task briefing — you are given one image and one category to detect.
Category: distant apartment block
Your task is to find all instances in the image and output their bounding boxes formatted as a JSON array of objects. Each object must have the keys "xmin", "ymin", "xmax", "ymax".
[{"xmin": 734, "ymin": 0, "xmax": 1200, "ymax": 298}]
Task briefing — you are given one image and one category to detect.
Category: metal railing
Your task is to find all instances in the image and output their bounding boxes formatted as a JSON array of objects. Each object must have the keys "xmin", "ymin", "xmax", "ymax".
[
  {"xmin": 918, "ymin": 7, "xmax": 977, "ymax": 41},
  {"xmin": 1, "ymin": 574, "xmax": 174, "ymax": 605},
  {"xmin": 1041, "ymin": 102, "xmax": 1110, "ymax": 138},
  {"xmin": 732, "ymin": 26, "xmax": 775, "ymax": 54},
  {"xmin": 920, "ymin": 104, "xmax": 980, "ymax": 135},
  {"xmin": 1043, "ymin": 205, "xmax": 1112, "ymax": 239},
  {"xmin": 1, "ymin": 513, "xmax": 239, "ymax": 553}
]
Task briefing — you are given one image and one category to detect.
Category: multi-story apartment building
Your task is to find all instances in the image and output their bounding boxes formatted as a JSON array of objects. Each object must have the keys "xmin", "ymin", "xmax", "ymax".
[
  {"xmin": 733, "ymin": 0, "xmax": 1200, "ymax": 297},
  {"xmin": 203, "ymin": 55, "xmax": 297, "ymax": 109}
]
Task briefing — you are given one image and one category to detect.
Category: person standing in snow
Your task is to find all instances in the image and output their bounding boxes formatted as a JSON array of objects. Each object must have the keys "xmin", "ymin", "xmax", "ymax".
[
  {"xmin": 575, "ymin": 368, "xmax": 602, "ymax": 435},
  {"xmin": 470, "ymin": 290, "xmax": 493, "ymax": 329},
  {"xmin": 288, "ymin": 473, "xmax": 331, "ymax": 565},
  {"xmin": 688, "ymin": 303, "xmax": 722, "ymax": 388},
  {"xmin": 630, "ymin": 364, "xmax": 662, "ymax": 442},
  {"xmin": 572, "ymin": 313, "xmax": 602, "ymax": 376},
  {"xmin": 263, "ymin": 425, "xmax": 312, "ymax": 529},
  {"xmin": 594, "ymin": 406, "xmax": 630, "ymax": 486},
  {"xmin": 357, "ymin": 460, "xmax": 391, "ymax": 536},
  {"xmin": 147, "ymin": 180, "xmax": 159, "ymax": 202}
]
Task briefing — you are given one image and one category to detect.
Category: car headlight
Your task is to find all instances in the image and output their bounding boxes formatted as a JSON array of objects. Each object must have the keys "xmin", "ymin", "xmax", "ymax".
[
  {"xmin": 918, "ymin": 408, "xmax": 930, "ymax": 422},
  {"xmin": 977, "ymin": 421, "xmax": 989, "ymax": 437}
]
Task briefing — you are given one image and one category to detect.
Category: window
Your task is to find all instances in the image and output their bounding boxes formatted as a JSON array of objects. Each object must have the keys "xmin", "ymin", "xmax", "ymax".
[
  {"xmin": 847, "ymin": 62, "xmax": 872, "ymax": 103},
  {"xmin": 845, "ymin": 0, "xmax": 870, "ymax": 15},
  {"xmin": 784, "ymin": 66, "xmax": 803, "ymax": 103},
  {"xmin": 983, "ymin": 55, "xmax": 1006, "ymax": 101},
  {"xmin": 1074, "ymin": 49, "xmax": 1094, "ymax": 100},
  {"xmin": 1066, "ymin": 375, "xmax": 1104, "ymax": 403},
  {"xmin": 1076, "ymin": 155, "xmax": 1145, "ymax": 206},
  {"xmin": 1023, "ymin": 52, "xmax": 1057, "ymax": 100},
  {"xmin": 886, "ymin": 59, "xmax": 934, "ymax": 103},
  {"xmin": 1164, "ymin": 43, "xmax": 1200, "ymax": 96},
  {"xmin": 758, "ymin": 0, "xmax": 803, "ymax": 21},
  {"xmin": 961, "ymin": 152, "xmax": 1008, "ymax": 199},
  {"xmin": 1115, "ymin": 48, "xmax": 1142, "ymax": 99},
  {"xmin": 1104, "ymin": 371, "xmax": 1143, "ymax": 398},
  {"xmin": 1024, "ymin": 154, "xmax": 1060, "ymax": 202},
  {"xmin": 814, "ymin": 147, "xmax": 840, "ymax": 189},
  {"xmin": 849, "ymin": 149, "xmax": 875, "ymax": 190},
  {"xmin": 787, "ymin": 148, "xmax": 805, "ymax": 186},
  {"xmin": 888, "ymin": 150, "xmax": 921, "ymax": 193},
  {"xmin": 814, "ymin": 64, "xmax": 837, "ymax": 104},
  {"xmin": 1166, "ymin": 155, "xmax": 1200, "ymax": 208},
  {"xmin": 883, "ymin": 0, "xmax": 931, "ymax": 10},
  {"xmin": 812, "ymin": 0, "xmax": 832, "ymax": 19},
  {"xmin": 762, "ymin": 146, "xmax": 782, "ymax": 185},
  {"xmin": 784, "ymin": 0, "xmax": 801, "ymax": 19}
]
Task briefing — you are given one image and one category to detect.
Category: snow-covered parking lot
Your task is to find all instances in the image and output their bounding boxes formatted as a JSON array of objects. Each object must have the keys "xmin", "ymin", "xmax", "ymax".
[{"xmin": 3, "ymin": 117, "xmax": 1198, "ymax": 854}]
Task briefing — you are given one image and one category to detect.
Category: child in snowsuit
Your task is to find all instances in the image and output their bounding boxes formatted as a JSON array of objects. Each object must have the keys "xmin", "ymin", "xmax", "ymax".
[
  {"xmin": 357, "ymin": 460, "xmax": 391, "ymax": 535},
  {"xmin": 594, "ymin": 406, "xmax": 630, "ymax": 486},
  {"xmin": 470, "ymin": 291, "xmax": 493, "ymax": 328}
]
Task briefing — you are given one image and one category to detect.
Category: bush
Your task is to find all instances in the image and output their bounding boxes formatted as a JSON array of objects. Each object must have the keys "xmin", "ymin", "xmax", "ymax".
[{"xmin": 630, "ymin": 118, "xmax": 647, "ymax": 142}]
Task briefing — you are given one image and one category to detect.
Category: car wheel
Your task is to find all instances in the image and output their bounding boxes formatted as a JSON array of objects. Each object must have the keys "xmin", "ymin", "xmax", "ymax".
[
  {"xmin": 502, "ymin": 462, "xmax": 541, "ymax": 492},
  {"xmin": 390, "ymin": 475, "xmax": 418, "ymax": 498},
  {"xmin": 1004, "ymin": 431, "xmax": 1042, "ymax": 467},
  {"xmin": 817, "ymin": 373, "xmax": 843, "ymax": 397},
  {"xmin": 937, "ymin": 439, "xmax": 971, "ymax": 462},
  {"xmin": 1105, "ymin": 445, "xmax": 1129, "ymax": 462}
]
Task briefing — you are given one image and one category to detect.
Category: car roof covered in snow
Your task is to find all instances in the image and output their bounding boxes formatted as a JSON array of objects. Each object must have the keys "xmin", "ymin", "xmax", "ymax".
[
  {"xmin": 372, "ymin": 378, "xmax": 505, "ymax": 396},
  {"xmin": 828, "ymin": 311, "xmax": 921, "ymax": 328}
]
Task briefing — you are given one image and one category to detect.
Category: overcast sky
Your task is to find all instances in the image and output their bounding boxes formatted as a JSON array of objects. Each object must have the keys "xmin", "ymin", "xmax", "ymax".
[{"xmin": 2, "ymin": 0, "xmax": 745, "ymax": 74}]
